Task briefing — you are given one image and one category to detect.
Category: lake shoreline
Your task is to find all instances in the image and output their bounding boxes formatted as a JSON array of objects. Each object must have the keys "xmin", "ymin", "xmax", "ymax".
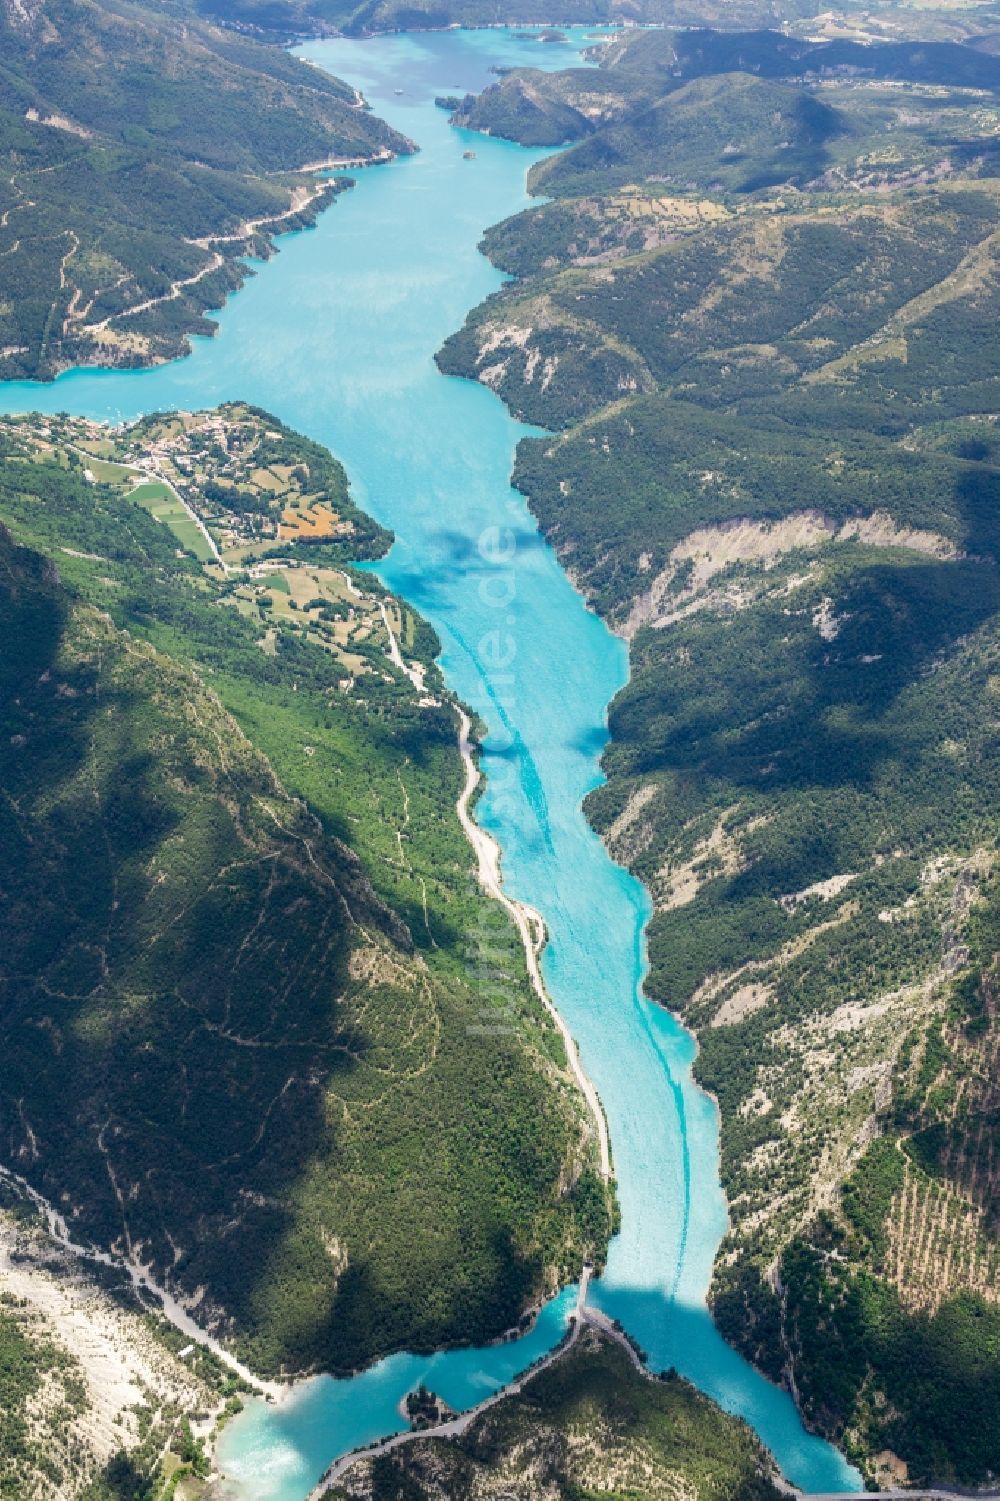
[{"xmin": 0, "ymin": 27, "xmax": 861, "ymax": 1498}]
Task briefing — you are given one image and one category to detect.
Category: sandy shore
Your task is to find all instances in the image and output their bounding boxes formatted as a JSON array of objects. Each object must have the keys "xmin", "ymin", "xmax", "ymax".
[{"xmin": 454, "ymin": 708, "xmax": 611, "ymax": 1180}]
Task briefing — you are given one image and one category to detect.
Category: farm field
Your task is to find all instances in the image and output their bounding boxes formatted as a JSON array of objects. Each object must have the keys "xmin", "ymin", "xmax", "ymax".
[{"xmin": 130, "ymin": 479, "xmax": 216, "ymax": 561}]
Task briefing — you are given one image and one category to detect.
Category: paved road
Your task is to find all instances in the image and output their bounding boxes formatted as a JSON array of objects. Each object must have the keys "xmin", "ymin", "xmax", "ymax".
[{"xmin": 310, "ymin": 1267, "xmax": 594, "ymax": 1497}]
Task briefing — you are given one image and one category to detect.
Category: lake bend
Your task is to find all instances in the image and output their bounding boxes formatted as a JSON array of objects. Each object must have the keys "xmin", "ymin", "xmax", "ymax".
[{"xmin": 0, "ymin": 28, "xmax": 862, "ymax": 1500}]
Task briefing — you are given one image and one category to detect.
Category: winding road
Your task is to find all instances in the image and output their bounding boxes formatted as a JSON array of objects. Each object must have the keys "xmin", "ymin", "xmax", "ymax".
[
  {"xmin": 373, "ymin": 611, "xmax": 610, "ymax": 1179},
  {"xmin": 309, "ymin": 1267, "xmax": 595, "ymax": 1496}
]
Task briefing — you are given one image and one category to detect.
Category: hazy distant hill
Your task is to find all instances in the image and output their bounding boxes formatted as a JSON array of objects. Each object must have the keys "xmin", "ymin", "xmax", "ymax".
[
  {"xmin": 194, "ymin": 0, "xmax": 1000, "ymax": 47},
  {"xmin": 198, "ymin": 0, "xmax": 828, "ymax": 42},
  {"xmin": 453, "ymin": 24, "xmax": 1000, "ymax": 174}
]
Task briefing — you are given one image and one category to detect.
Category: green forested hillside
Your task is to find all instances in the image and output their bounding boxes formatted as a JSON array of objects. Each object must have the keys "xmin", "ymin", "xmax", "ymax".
[
  {"xmin": 458, "ymin": 68, "xmax": 851, "ymax": 188},
  {"xmin": 195, "ymin": 0, "xmax": 1000, "ymax": 46},
  {"xmin": 0, "ymin": 408, "xmax": 612, "ymax": 1380},
  {"xmin": 451, "ymin": 24, "xmax": 1000, "ymax": 172},
  {"xmin": 333, "ymin": 1329, "xmax": 783, "ymax": 1500},
  {"xmin": 441, "ymin": 188, "xmax": 1000, "ymax": 438},
  {"xmin": 444, "ymin": 27, "xmax": 1000, "ymax": 1485},
  {"xmin": 197, "ymin": 0, "xmax": 831, "ymax": 43},
  {"xmin": 0, "ymin": 0, "xmax": 412, "ymax": 380}
]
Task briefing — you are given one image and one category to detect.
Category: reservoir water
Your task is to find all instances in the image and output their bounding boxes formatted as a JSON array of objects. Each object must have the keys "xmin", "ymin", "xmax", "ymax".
[{"xmin": 0, "ymin": 28, "xmax": 861, "ymax": 1498}]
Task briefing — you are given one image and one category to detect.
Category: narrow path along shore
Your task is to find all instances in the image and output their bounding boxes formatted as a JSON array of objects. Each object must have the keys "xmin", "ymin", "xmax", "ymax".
[
  {"xmin": 78, "ymin": 169, "xmax": 360, "ymax": 340},
  {"xmin": 300, "ymin": 695, "xmax": 614, "ymax": 1497},
  {"xmin": 88, "ymin": 181, "xmax": 339, "ymax": 331},
  {"xmin": 455, "ymin": 706, "xmax": 612, "ymax": 1180},
  {"xmin": 374, "ymin": 607, "xmax": 610, "ymax": 1180}
]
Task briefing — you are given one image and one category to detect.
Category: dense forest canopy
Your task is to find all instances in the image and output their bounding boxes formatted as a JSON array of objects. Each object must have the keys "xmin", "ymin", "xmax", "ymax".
[
  {"xmin": 441, "ymin": 18, "xmax": 1000, "ymax": 1484},
  {"xmin": 0, "ymin": 406, "xmax": 612, "ymax": 1397},
  {"xmin": 0, "ymin": 0, "xmax": 412, "ymax": 379}
]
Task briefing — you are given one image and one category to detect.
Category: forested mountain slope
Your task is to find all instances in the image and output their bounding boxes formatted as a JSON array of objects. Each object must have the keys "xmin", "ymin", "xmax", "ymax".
[
  {"xmin": 452, "ymin": 26, "xmax": 1000, "ymax": 153},
  {"xmin": 196, "ymin": 0, "xmax": 830, "ymax": 44},
  {"xmin": 441, "ymin": 25, "xmax": 1000, "ymax": 1486},
  {"xmin": 0, "ymin": 0, "xmax": 412, "ymax": 380},
  {"xmin": 195, "ymin": 0, "xmax": 1000, "ymax": 47},
  {"xmin": 0, "ymin": 407, "xmax": 612, "ymax": 1388},
  {"xmin": 333, "ymin": 1329, "xmax": 783, "ymax": 1501}
]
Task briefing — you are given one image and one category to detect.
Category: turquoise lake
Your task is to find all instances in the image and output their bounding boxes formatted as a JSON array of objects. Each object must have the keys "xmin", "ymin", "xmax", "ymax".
[{"xmin": 0, "ymin": 28, "xmax": 862, "ymax": 1498}]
